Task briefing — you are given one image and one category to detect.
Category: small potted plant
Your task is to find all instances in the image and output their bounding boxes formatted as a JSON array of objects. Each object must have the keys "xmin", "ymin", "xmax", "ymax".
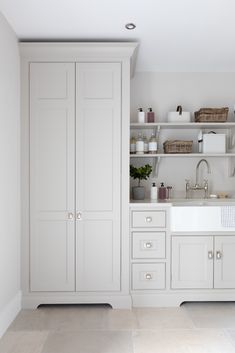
[{"xmin": 130, "ymin": 164, "xmax": 152, "ymax": 200}]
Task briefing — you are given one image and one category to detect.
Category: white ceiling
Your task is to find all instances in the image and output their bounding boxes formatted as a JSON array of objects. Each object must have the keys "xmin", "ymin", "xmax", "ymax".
[{"xmin": 1, "ymin": 0, "xmax": 235, "ymax": 72}]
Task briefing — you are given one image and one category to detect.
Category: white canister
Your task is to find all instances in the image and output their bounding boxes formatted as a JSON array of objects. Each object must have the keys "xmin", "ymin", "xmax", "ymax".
[{"xmin": 203, "ymin": 133, "xmax": 226, "ymax": 153}]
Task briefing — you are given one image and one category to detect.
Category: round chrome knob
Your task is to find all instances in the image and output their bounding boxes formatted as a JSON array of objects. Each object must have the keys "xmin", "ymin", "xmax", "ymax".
[
  {"xmin": 145, "ymin": 242, "xmax": 153, "ymax": 249},
  {"xmin": 145, "ymin": 217, "xmax": 152, "ymax": 223},
  {"xmin": 76, "ymin": 212, "xmax": 82, "ymax": 220},
  {"xmin": 208, "ymin": 251, "xmax": 214, "ymax": 259},
  {"xmin": 145, "ymin": 273, "xmax": 152, "ymax": 280}
]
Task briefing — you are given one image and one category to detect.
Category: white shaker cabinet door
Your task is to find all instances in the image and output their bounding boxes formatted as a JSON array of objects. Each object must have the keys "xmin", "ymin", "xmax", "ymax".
[
  {"xmin": 214, "ymin": 236, "xmax": 235, "ymax": 289},
  {"xmin": 30, "ymin": 63, "xmax": 75, "ymax": 292},
  {"xmin": 172, "ymin": 236, "xmax": 214, "ymax": 289},
  {"xmin": 76, "ymin": 63, "xmax": 121, "ymax": 291}
]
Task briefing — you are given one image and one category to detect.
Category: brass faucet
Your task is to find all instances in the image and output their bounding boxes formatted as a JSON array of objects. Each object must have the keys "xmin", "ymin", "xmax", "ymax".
[{"xmin": 186, "ymin": 159, "xmax": 211, "ymax": 199}]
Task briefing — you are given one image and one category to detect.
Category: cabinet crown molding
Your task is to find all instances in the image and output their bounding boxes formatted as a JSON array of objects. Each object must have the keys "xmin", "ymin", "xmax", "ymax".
[{"xmin": 19, "ymin": 42, "xmax": 139, "ymax": 77}]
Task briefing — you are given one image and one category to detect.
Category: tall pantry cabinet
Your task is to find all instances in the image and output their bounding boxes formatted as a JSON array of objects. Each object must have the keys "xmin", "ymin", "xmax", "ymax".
[{"xmin": 21, "ymin": 43, "xmax": 138, "ymax": 308}]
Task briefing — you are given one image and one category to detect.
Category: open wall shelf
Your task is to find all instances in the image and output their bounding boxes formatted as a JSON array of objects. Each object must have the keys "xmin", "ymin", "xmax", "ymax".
[
  {"xmin": 130, "ymin": 153, "xmax": 235, "ymax": 158},
  {"xmin": 130, "ymin": 122, "xmax": 235, "ymax": 177},
  {"xmin": 130, "ymin": 122, "xmax": 235, "ymax": 129}
]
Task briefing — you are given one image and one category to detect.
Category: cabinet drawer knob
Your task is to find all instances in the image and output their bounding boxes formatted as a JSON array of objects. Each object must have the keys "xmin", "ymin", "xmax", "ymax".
[
  {"xmin": 76, "ymin": 212, "xmax": 82, "ymax": 220},
  {"xmin": 216, "ymin": 251, "xmax": 222, "ymax": 259},
  {"xmin": 208, "ymin": 251, "xmax": 214, "ymax": 259},
  {"xmin": 68, "ymin": 212, "xmax": 74, "ymax": 220},
  {"xmin": 145, "ymin": 216, "xmax": 152, "ymax": 223},
  {"xmin": 144, "ymin": 242, "xmax": 153, "ymax": 249},
  {"xmin": 145, "ymin": 273, "xmax": 152, "ymax": 280}
]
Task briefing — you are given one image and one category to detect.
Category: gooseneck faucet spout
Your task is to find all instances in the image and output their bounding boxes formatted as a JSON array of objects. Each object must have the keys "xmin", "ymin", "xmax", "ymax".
[
  {"xmin": 195, "ymin": 159, "xmax": 211, "ymax": 187},
  {"xmin": 185, "ymin": 159, "xmax": 212, "ymax": 199}
]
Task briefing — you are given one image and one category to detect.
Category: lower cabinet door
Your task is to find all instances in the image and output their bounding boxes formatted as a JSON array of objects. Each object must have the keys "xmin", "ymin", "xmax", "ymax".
[
  {"xmin": 214, "ymin": 236, "xmax": 235, "ymax": 289},
  {"xmin": 172, "ymin": 236, "xmax": 214, "ymax": 289},
  {"xmin": 76, "ymin": 219, "xmax": 120, "ymax": 291},
  {"xmin": 30, "ymin": 220, "xmax": 75, "ymax": 291}
]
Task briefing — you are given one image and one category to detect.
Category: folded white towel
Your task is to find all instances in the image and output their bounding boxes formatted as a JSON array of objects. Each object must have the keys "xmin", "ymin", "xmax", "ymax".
[{"xmin": 221, "ymin": 206, "xmax": 235, "ymax": 227}]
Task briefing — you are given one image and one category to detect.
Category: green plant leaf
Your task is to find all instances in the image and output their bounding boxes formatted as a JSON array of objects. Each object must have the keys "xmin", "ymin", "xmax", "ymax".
[{"xmin": 130, "ymin": 164, "xmax": 152, "ymax": 186}]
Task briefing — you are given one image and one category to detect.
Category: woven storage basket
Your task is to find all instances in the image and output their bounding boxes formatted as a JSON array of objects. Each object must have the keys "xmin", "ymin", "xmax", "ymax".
[
  {"xmin": 163, "ymin": 140, "xmax": 193, "ymax": 154},
  {"xmin": 195, "ymin": 107, "xmax": 229, "ymax": 122}
]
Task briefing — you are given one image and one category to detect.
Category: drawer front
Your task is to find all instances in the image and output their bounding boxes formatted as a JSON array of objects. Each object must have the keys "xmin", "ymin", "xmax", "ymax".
[
  {"xmin": 132, "ymin": 210, "xmax": 166, "ymax": 228},
  {"xmin": 132, "ymin": 263, "xmax": 165, "ymax": 290},
  {"xmin": 132, "ymin": 232, "xmax": 166, "ymax": 259}
]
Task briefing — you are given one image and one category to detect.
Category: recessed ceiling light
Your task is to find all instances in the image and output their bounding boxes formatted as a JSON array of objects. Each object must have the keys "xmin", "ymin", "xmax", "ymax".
[{"xmin": 125, "ymin": 23, "xmax": 136, "ymax": 30}]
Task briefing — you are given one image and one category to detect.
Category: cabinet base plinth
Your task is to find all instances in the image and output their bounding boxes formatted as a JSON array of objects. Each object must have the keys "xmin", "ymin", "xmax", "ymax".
[
  {"xmin": 22, "ymin": 294, "xmax": 132, "ymax": 310},
  {"xmin": 131, "ymin": 291, "xmax": 235, "ymax": 307}
]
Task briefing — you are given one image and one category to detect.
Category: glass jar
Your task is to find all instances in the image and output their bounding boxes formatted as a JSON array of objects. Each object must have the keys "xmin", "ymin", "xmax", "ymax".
[
  {"xmin": 136, "ymin": 133, "xmax": 144, "ymax": 154},
  {"xmin": 143, "ymin": 135, "xmax": 149, "ymax": 154},
  {"xmin": 130, "ymin": 135, "xmax": 136, "ymax": 154},
  {"xmin": 148, "ymin": 133, "xmax": 157, "ymax": 154}
]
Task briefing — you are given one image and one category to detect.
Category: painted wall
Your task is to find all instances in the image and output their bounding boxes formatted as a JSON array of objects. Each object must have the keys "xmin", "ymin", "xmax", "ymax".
[
  {"xmin": 131, "ymin": 73, "xmax": 235, "ymax": 199},
  {"xmin": 0, "ymin": 12, "xmax": 21, "ymax": 336}
]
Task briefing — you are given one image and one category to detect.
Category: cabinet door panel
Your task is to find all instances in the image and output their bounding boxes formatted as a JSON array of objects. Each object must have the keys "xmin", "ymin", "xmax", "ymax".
[
  {"xmin": 172, "ymin": 236, "xmax": 213, "ymax": 289},
  {"xmin": 30, "ymin": 63, "xmax": 75, "ymax": 292},
  {"xmin": 76, "ymin": 63, "xmax": 121, "ymax": 291},
  {"xmin": 81, "ymin": 104, "xmax": 114, "ymax": 211},
  {"xmin": 214, "ymin": 236, "xmax": 235, "ymax": 289},
  {"xmin": 76, "ymin": 220, "xmax": 120, "ymax": 291}
]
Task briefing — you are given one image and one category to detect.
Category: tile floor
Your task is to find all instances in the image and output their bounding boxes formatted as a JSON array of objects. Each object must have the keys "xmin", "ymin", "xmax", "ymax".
[{"xmin": 1, "ymin": 302, "xmax": 235, "ymax": 352}]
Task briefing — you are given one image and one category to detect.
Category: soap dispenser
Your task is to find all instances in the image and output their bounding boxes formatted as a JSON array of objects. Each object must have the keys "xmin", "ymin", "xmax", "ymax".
[
  {"xmin": 147, "ymin": 108, "xmax": 155, "ymax": 123},
  {"xmin": 138, "ymin": 108, "xmax": 145, "ymax": 123},
  {"xmin": 158, "ymin": 182, "xmax": 167, "ymax": 200},
  {"xmin": 151, "ymin": 182, "xmax": 158, "ymax": 200}
]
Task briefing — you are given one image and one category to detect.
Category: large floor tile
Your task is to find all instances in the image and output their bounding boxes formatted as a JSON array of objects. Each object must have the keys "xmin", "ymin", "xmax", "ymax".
[
  {"xmin": 8, "ymin": 310, "xmax": 49, "ymax": 331},
  {"xmin": 183, "ymin": 302, "xmax": 235, "ymax": 329},
  {"xmin": 224, "ymin": 329, "xmax": 235, "ymax": 347},
  {"xmin": 134, "ymin": 308, "xmax": 194, "ymax": 329},
  {"xmin": 106, "ymin": 309, "xmax": 139, "ymax": 330},
  {"xmin": 9, "ymin": 305, "xmax": 108, "ymax": 331},
  {"xmin": 41, "ymin": 330, "xmax": 133, "ymax": 353},
  {"xmin": 0, "ymin": 331, "xmax": 49, "ymax": 353},
  {"xmin": 133, "ymin": 329, "xmax": 235, "ymax": 353}
]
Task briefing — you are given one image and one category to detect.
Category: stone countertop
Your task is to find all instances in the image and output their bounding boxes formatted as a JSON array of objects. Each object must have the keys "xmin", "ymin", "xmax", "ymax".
[{"xmin": 129, "ymin": 198, "xmax": 235, "ymax": 207}]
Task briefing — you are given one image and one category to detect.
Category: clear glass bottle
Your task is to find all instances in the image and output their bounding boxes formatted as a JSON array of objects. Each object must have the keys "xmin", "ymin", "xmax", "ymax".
[
  {"xmin": 130, "ymin": 135, "xmax": 136, "ymax": 154},
  {"xmin": 143, "ymin": 134, "xmax": 149, "ymax": 154},
  {"xmin": 136, "ymin": 133, "xmax": 144, "ymax": 154},
  {"xmin": 148, "ymin": 133, "xmax": 157, "ymax": 154}
]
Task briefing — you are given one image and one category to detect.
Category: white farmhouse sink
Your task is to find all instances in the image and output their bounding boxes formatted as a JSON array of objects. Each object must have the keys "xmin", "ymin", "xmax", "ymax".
[{"xmin": 171, "ymin": 204, "xmax": 235, "ymax": 232}]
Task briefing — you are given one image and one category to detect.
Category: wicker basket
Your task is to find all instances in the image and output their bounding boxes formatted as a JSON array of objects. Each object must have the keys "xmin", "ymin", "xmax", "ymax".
[
  {"xmin": 163, "ymin": 140, "xmax": 193, "ymax": 154},
  {"xmin": 194, "ymin": 107, "xmax": 229, "ymax": 122}
]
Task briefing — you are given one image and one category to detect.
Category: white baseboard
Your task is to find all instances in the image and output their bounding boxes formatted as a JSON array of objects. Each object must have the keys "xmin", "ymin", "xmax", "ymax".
[{"xmin": 0, "ymin": 291, "xmax": 22, "ymax": 338}]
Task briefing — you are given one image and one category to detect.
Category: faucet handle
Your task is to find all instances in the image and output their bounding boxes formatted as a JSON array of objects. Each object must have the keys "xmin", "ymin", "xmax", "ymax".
[
  {"xmin": 203, "ymin": 179, "xmax": 209, "ymax": 198},
  {"xmin": 185, "ymin": 179, "xmax": 190, "ymax": 199}
]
